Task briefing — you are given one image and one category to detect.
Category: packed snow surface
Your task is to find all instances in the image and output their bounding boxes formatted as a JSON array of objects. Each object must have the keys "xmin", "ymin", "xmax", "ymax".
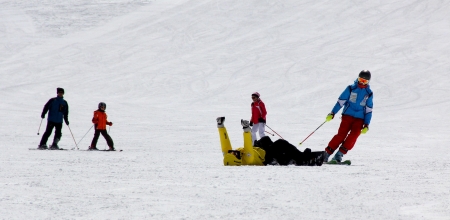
[{"xmin": 1, "ymin": 0, "xmax": 449, "ymax": 219}]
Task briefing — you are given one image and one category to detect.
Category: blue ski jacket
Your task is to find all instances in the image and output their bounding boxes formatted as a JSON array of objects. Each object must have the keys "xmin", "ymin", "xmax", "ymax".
[
  {"xmin": 331, "ymin": 80, "xmax": 373, "ymax": 125},
  {"xmin": 41, "ymin": 97, "xmax": 69, "ymax": 124}
]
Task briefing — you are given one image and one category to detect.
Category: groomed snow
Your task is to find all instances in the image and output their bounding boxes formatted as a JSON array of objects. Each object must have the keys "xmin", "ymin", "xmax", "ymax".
[{"xmin": 1, "ymin": 0, "xmax": 449, "ymax": 219}]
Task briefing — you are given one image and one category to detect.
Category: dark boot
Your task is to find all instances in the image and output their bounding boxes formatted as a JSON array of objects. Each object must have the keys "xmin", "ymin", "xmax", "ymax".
[
  {"xmin": 88, "ymin": 146, "xmax": 99, "ymax": 151},
  {"xmin": 49, "ymin": 138, "xmax": 60, "ymax": 150},
  {"xmin": 37, "ymin": 144, "xmax": 48, "ymax": 150}
]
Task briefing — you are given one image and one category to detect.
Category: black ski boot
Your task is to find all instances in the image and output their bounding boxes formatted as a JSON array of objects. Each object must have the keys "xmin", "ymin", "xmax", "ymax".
[
  {"xmin": 88, "ymin": 146, "xmax": 99, "ymax": 151},
  {"xmin": 49, "ymin": 138, "xmax": 60, "ymax": 150},
  {"xmin": 37, "ymin": 144, "xmax": 48, "ymax": 150}
]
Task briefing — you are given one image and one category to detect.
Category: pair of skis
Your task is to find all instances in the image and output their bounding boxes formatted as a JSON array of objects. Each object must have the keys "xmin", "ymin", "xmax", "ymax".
[{"xmin": 29, "ymin": 148, "xmax": 122, "ymax": 152}]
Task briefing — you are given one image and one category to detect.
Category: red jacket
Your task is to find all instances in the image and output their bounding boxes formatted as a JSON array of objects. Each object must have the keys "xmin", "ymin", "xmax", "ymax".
[
  {"xmin": 251, "ymin": 99, "xmax": 267, "ymax": 124},
  {"xmin": 92, "ymin": 110, "xmax": 111, "ymax": 130}
]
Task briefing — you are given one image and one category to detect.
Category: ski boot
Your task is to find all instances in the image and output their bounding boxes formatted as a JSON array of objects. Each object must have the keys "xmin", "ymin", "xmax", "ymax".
[
  {"xmin": 107, "ymin": 146, "xmax": 116, "ymax": 151},
  {"xmin": 323, "ymin": 151, "xmax": 330, "ymax": 163},
  {"xmin": 216, "ymin": 117, "xmax": 225, "ymax": 128},
  {"xmin": 37, "ymin": 144, "xmax": 48, "ymax": 150},
  {"xmin": 49, "ymin": 138, "xmax": 60, "ymax": 150},
  {"xmin": 241, "ymin": 120, "xmax": 251, "ymax": 132},
  {"xmin": 88, "ymin": 146, "xmax": 99, "ymax": 151},
  {"xmin": 328, "ymin": 151, "xmax": 344, "ymax": 164}
]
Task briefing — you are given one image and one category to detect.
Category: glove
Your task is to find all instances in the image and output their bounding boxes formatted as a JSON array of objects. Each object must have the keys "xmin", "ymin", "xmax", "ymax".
[
  {"xmin": 326, "ymin": 113, "xmax": 335, "ymax": 122},
  {"xmin": 249, "ymin": 121, "xmax": 253, "ymax": 126},
  {"xmin": 361, "ymin": 124, "xmax": 369, "ymax": 134},
  {"xmin": 107, "ymin": 122, "xmax": 113, "ymax": 126},
  {"xmin": 41, "ymin": 114, "xmax": 45, "ymax": 119},
  {"xmin": 258, "ymin": 118, "xmax": 266, "ymax": 123},
  {"xmin": 65, "ymin": 120, "xmax": 69, "ymax": 125}
]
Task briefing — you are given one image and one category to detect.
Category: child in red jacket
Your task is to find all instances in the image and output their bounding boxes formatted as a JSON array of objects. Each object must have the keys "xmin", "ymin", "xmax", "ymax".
[{"xmin": 89, "ymin": 102, "xmax": 114, "ymax": 151}]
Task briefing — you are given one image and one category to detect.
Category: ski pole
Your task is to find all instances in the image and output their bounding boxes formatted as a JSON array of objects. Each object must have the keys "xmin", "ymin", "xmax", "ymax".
[
  {"xmin": 37, "ymin": 118, "xmax": 43, "ymax": 135},
  {"xmin": 299, "ymin": 120, "xmax": 327, "ymax": 145},
  {"xmin": 67, "ymin": 125, "xmax": 79, "ymax": 150},
  {"xmin": 264, "ymin": 130, "xmax": 275, "ymax": 136},
  {"xmin": 265, "ymin": 124, "xmax": 284, "ymax": 139},
  {"xmin": 76, "ymin": 125, "xmax": 93, "ymax": 148}
]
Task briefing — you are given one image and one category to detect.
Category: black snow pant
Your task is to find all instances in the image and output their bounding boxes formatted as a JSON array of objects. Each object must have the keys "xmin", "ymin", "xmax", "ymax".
[
  {"xmin": 40, "ymin": 121, "xmax": 63, "ymax": 146},
  {"xmin": 264, "ymin": 139, "xmax": 305, "ymax": 165},
  {"xmin": 90, "ymin": 129, "xmax": 114, "ymax": 148}
]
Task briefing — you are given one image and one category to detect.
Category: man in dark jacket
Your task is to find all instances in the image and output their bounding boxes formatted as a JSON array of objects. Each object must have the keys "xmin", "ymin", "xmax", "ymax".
[{"xmin": 38, "ymin": 88, "xmax": 69, "ymax": 150}]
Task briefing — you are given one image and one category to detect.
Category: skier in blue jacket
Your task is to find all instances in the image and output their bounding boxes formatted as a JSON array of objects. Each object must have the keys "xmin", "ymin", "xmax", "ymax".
[
  {"xmin": 324, "ymin": 70, "xmax": 373, "ymax": 163},
  {"xmin": 38, "ymin": 88, "xmax": 69, "ymax": 150}
]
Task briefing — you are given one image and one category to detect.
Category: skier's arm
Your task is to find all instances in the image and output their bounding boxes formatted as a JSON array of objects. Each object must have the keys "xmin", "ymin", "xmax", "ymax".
[
  {"xmin": 41, "ymin": 98, "xmax": 53, "ymax": 118},
  {"xmin": 106, "ymin": 114, "xmax": 113, "ymax": 126},
  {"xmin": 64, "ymin": 101, "xmax": 69, "ymax": 125},
  {"xmin": 260, "ymin": 102, "xmax": 267, "ymax": 119},
  {"xmin": 330, "ymin": 87, "xmax": 351, "ymax": 114},
  {"xmin": 364, "ymin": 94, "xmax": 373, "ymax": 125},
  {"xmin": 92, "ymin": 112, "xmax": 99, "ymax": 124}
]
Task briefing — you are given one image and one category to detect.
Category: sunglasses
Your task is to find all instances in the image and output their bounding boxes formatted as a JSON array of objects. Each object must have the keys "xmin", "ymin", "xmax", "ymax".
[
  {"xmin": 251, "ymin": 96, "xmax": 258, "ymax": 99},
  {"xmin": 357, "ymin": 77, "xmax": 369, "ymax": 85}
]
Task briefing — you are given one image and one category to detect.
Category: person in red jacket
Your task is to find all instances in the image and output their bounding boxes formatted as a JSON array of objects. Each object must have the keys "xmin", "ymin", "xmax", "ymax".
[
  {"xmin": 250, "ymin": 92, "xmax": 267, "ymax": 144},
  {"xmin": 89, "ymin": 102, "xmax": 114, "ymax": 151}
]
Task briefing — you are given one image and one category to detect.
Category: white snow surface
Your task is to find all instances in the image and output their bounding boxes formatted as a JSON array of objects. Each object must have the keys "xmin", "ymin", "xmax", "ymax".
[{"xmin": 1, "ymin": 0, "xmax": 450, "ymax": 219}]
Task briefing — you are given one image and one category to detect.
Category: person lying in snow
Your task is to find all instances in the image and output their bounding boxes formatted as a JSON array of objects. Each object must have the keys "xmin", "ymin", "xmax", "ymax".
[{"xmin": 217, "ymin": 117, "xmax": 325, "ymax": 166}]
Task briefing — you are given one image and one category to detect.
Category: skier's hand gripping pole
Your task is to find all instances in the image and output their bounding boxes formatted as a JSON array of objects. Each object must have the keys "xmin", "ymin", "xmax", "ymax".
[{"xmin": 299, "ymin": 120, "xmax": 327, "ymax": 145}]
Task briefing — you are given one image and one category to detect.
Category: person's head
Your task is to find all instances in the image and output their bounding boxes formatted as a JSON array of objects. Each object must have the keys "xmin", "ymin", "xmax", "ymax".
[
  {"xmin": 223, "ymin": 151, "xmax": 242, "ymax": 166},
  {"xmin": 56, "ymin": 87, "xmax": 64, "ymax": 97},
  {"xmin": 98, "ymin": 102, "xmax": 106, "ymax": 110},
  {"xmin": 251, "ymin": 92, "xmax": 260, "ymax": 101},
  {"xmin": 357, "ymin": 70, "xmax": 371, "ymax": 87}
]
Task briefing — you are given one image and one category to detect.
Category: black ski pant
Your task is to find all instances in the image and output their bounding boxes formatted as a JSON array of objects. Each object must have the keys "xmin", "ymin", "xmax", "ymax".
[
  {"xmin": 264, "ymin": 139, "xmax": 305, "ymax": 165},
  {"xmin": 90, "ymin": 129, "xmax": 114, "ymax": 148},
  {"xmin": 40, "ymin": 121, "xmax": 63, "ymax": 145}
]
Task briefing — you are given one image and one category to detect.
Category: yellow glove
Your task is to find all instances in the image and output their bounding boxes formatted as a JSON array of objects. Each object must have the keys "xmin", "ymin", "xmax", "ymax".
[
  {"xmin": 361, "ymin": 124, "xmax": 369, "ymax": 134},
  {"xmin": 326, "ymin": 113, "xmax": 334, "ymax": 122}
]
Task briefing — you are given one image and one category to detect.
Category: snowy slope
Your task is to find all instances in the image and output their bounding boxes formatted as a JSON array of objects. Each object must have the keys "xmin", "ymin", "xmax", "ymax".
[{"xmin": 1, "ymin": 0, "xmax": 449, "ymax": 219}]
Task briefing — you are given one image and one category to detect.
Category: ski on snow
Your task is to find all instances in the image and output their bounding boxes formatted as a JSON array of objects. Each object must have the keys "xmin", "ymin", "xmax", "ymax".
[
  {"xmin": 29, "ymin": 148, "xmax": 68, "ymax": 151},
  {"xmin": 324, "ymin": 160, "xmax": 351, "ymax": 165},
  {"xmin": 29, "ymin": 148, "xmax": 122, "ymax": 151}
]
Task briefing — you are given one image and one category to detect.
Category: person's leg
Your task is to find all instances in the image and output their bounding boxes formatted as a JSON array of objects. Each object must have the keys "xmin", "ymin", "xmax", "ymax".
[
  {"xmin": 100, "ymin": 130, "xmax": 114, "ymax": 150},
  {"xmin": 217, "ymin": 117, "xmax": 232, "ymax": 155},
  {"xmin": 39, "ymin": 122, "xmax": 55, "ymax": 147},
  {"xmin": 339, "ymin": 118, "xmax": 364, "ymax": 154},
  {"xmin": 258, "ymin": 123, "xmax": 266, "ymax": 139},
  {"xmin": 50, "ymin": 123, "xmax": 63, "ymax": 148},
  {"xmin": 251, "ymin": 124, "xmax": 258, "ymax": 143},
  {"xmin": 241, "ymin": 120, "xmax": 256, "ymax": 164},
  {"xmin": 325, "ymin": 116, "xmax": 353, "ymax": 154},
  {"xmin": 90, "ymin": 129, "xmax": 101, "ymax": 149}
]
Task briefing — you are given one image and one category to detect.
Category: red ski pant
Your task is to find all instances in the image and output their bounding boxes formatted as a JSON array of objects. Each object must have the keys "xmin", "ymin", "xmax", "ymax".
[{"xmin": 326, "ymin": 115, "xmax": 364, "ymax": 155}]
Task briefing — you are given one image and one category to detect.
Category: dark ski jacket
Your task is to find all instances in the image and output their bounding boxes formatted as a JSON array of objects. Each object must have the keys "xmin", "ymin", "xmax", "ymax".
[{"xmin": 41, "ymin": 97, "xmax": 69, "ymax": 124}]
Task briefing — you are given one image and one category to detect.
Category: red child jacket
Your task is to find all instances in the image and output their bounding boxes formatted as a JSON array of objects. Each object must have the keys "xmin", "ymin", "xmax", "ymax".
[
  {"xmin": 251, "ymin": 99, "xmax": 267, "ymax": 124},
  {"xmin": 92, "ymin": 110, "xmax": 110, "ymax": 130}
]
